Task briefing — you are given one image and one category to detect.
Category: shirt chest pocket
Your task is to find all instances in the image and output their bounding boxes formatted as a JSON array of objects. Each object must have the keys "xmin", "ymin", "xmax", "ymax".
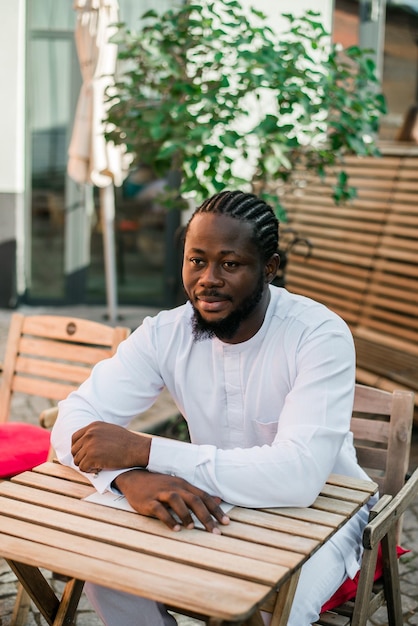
[{"xmin": 251, "ymin": 418, "xmax": 279, "ymax": 445}]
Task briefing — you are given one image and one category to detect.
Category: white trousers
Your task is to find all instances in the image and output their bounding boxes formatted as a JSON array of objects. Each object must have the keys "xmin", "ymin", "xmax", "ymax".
[{"xmin": 84, "ymin": 507, "xmax": 367, "ymax": 626}]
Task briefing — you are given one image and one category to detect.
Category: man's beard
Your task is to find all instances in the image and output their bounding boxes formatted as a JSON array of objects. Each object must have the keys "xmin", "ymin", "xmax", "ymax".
[{"xmin": 190, "ymin": 272, "xmax": 265, "ymax": 341}]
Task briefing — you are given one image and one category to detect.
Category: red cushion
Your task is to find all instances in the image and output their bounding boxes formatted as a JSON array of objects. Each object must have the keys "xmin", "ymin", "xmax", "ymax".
[
  {"xmin": 0, "ymin": 422, "xmax": 51, "ymax": 478},
  {"xmin": 321, "ymin": 544, "xmax": 409, "ymax": 612}
]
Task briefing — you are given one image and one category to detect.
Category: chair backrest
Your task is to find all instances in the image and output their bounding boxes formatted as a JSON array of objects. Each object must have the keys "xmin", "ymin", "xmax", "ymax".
[
  {"xmin": 0, "ymin": 312, "xmax": 131, "ymax": 423},
  {"xmin": 351, "ymin": 383, "xmax": 415, "ymax": 497}
]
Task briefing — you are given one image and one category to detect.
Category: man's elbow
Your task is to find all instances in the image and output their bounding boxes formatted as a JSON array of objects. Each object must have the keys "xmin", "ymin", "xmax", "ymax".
[{"xmin": 287, "ymin": 473, "xmax": 328, "ymax": 507}]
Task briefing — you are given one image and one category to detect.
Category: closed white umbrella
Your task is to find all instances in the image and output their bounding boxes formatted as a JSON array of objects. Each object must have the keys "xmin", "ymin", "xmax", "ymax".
[{"xmin": 68, "ymin": 0, "xmax": 131, "ymax": 323}]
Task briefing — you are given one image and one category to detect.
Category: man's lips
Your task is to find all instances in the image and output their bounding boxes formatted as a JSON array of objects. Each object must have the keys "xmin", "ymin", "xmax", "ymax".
[{"xmin": 195, "ymin": 293, "xmax": 231, "ymax": 312}]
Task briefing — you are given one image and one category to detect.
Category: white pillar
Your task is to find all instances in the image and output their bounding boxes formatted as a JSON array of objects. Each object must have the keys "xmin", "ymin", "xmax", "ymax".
[{"xmin": 0, "ymin": 0, "xmax": 27, "ymax": 300}]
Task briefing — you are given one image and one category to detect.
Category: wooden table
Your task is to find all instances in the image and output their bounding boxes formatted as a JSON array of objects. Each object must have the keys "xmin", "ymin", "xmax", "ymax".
[{"xmin": 0, "ymin": 462, "xmax": 378, "ymax": 626}]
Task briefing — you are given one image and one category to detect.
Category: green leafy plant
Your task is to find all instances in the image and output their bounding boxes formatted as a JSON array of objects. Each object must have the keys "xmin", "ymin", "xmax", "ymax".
[{"xmin": 105, "ymin": 1, "xmax": 386, "ymax": 220}]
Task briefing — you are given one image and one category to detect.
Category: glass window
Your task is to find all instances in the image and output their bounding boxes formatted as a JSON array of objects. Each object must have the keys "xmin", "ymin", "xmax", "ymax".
[
  {"xmin": 28, "ymin": 36, "xmax": 75, "ymax": 301},
  {"xmin": 30, "ymin": 1, "xmax": 75, "ymax": 31},
  {"xmin": 119, "ymin": 0, "xmax": 172, "ymax": 28},
  {"xmin": 26, "ymin": 0, "xmax": 181, "ymax": 307}
]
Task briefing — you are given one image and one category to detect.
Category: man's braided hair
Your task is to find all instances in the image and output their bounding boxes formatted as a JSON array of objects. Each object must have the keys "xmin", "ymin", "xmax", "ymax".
[{"xmin": 190, "ymin": 190, "xmax": 279, "ymax": 262}]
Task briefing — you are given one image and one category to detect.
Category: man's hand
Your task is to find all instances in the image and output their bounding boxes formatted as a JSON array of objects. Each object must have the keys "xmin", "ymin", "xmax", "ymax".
[
  {"xmin": 114, "ymin": 469, "xmax": 230, "ymax": 534},
  {"xmin": 71, "ymin": 422, "xmax": 151, "ymax": 473}
]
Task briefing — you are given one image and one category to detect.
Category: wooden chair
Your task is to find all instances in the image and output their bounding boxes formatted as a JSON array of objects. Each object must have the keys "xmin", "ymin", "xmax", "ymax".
[
  {"xmin": 0, "ymin": 312, "xmax": 130, "ymax": 626},
  {"xmin": 256, "ymin": 384, "xmax": 415, "ymax": 626},
  {"xmin": 0, "ymin": 312, "xmax": 130, "ymax": 477},
  {"xmin": 312, "ymin": 384, "xmax": 415, "ymax": 626}
]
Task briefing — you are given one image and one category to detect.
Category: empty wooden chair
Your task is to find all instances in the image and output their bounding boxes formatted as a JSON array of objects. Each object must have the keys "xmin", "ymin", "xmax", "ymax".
[{"xmin": 0, "ymin": 312, "xmax": 130, "ymax": 478}]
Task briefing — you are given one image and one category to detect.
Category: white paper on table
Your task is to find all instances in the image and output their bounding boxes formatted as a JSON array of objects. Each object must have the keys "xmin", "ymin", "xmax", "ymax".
[{"xmin": 83, "ymin": 490, "xmax": 234, "ymax": 530}]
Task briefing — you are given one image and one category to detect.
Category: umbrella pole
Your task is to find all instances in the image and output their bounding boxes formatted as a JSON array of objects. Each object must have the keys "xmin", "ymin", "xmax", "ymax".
[{"xmin": 100, "ymin": 185, "xmax": 118, "ymax": 324}]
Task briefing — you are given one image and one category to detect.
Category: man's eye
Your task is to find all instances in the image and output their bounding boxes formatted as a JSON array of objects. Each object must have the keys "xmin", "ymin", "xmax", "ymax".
[
  {"xmin": 190, "ymin": 258, "xmax": 204, "ymax": 266},
  {"xmin": 223, "ymin": 261, "xmax": 239, "ymax": 269}
]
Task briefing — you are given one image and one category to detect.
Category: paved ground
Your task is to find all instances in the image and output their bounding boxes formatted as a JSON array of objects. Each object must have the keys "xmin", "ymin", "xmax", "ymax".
[{"xmin": 1, "ymin": 304, "xmax": 418, "ymax": 625}]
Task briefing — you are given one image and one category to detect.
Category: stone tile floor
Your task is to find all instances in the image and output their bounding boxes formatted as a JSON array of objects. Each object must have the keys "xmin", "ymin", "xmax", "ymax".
[{"xmin": 1, "ymin": 305, "xmax": 418, "ymax": 625}]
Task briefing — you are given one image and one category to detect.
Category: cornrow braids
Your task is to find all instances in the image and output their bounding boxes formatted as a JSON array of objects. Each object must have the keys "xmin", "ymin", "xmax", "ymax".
[{"xmin": 189, "ymin": 190, "xmax": 279, "ymax": 261}]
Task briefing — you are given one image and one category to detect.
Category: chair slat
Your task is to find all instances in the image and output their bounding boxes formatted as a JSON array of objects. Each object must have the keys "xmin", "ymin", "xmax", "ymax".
[
  {"xmin": 351, "ymin": 418, "xmax": 389, "ymax": 445},
  {"xmin": 14, "ymin": 355, "xmax": 95, "ymax": 385},
  {"xmin": 11, "ymin": 375, "xmax": 78, "ymax": 401},
  {"xmin": 19, "ymin": 337, "xmax": 113, "ymax": 365},
  {"xmin": 21, "ymin": 316, "xmax": 118, "ymax": 347},
  {"xmin": 355, "ymin": 447, "xmax": 388, "ymax": 472}
]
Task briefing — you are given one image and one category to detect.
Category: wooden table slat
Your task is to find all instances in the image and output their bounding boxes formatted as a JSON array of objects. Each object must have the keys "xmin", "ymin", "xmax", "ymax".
[
  {"xmin": 230, "ymin": 508, "xmax": 333, "ymax": 541},
  {"xmin": 220, "ymin": 521, "xmax": 318, "ymax": 555},
  {"xmin": 326, "ymin": 474, "xmax": 378, "ymax": 492},
  {"xmin": 2, "ymin": 534, "xmax": 269, "ymax": 621},
  {"xmin": 11, "ymin": 471, "xmax": 94, "ymax": 499},
  {"xmin": 319, "ymin": 484, "xmax": 375, "ymax": 504},
  {"xmin": 32, "ymin": 462, "xmax": 91, "ymax": 484},
  {"xmin": 260, "ymin": 506, "xmax": 345, "ymax": 528},
  {"xmin": 311, "ymin": 495, "xmax": 360, "ymax": 515}
]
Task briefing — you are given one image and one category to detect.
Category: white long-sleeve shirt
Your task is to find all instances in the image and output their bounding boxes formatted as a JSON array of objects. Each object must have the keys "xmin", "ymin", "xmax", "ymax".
[{"xmin": 52, "ymin": 286, "xmax": 374, "ymax": 576}]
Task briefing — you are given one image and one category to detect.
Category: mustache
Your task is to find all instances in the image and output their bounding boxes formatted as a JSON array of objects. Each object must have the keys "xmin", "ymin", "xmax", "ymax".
[{"xmin": 196, "ymin": 290, "xmax": 233, "ymax": 300}]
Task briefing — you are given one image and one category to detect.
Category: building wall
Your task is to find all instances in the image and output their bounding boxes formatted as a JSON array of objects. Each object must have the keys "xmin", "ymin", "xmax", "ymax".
[{"xmin": 0, "ymin": 0, "xmax": 26, "ymax": 307}]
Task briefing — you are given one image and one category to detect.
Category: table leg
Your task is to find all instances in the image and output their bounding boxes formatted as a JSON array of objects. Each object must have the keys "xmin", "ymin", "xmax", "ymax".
[
  {"xmin": 208, "ymin": 617, "xmax": 264, "ymax": 626},
  {"xmin": 270, "ymin": 571, "xmax": 301, "ymax": 626},
  {"xmin": 241, "ymin": 609, "xmax": 265, "ymax": 626},
  {"xmin": 53, "ymin": 577, "xmax": 85, "ymax": 626},
  {"xmin": 10, "ymin": 583, "xmax": 31, "ymax": 626},
  {"xmin": 6, "ymin": 560, "xmax": 84, "ymax": 626}
]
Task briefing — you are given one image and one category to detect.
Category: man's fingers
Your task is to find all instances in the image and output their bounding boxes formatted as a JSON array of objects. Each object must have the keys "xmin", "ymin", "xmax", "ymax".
[
  {"xmin": 71, "ymin": 423, "xmax": 96, "ymax": 447},
  {"xmin": 155, "ymin": 489, "xmax": 222, "ymax": 533},
  {"xmin": 180, "ymin": 492, "xmax": 228, "ymax": 534},
  {"xmin": 71, "ymin": 422, "xmax": 150, "ymax": 470},
  {"xmin": 71, "ymin": 424, "xmax": 94, "ymax": 461},
  {"xmin": 163, "ymin": 484, "xmax": 230, "ymax": 533},
  {"xmin": 201, "ymin": 494, "xmax": 230, "ymax": 527},
  {"xmin": 71, "ymin": 445, "xmax": 94, "ymax": 471},
  {"xmin": 187, "ymin": 488, "xmax": 230, "ymax": 528},
  {"xmin": 147, "ymin": 501, "xmax": 182, "ymax": 531},
  {"xmin": 162, "ymin": 492, "xmax": 195, "ymax": 529},
  {"xmin": 74, "ymin": 454, "xmax": 93, "ymax": 473},
  {"xmin": 112, "ymin": 471, "xmax": 229, "ymax": 534}
]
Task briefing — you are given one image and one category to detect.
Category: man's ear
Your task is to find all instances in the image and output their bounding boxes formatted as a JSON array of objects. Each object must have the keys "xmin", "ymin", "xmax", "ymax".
[{"xmin": 264, "ymin": 253, "xmax": 280, "ymax": 284}]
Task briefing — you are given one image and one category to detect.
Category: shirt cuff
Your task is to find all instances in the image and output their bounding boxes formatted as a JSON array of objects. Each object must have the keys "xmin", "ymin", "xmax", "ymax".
[
  {"xmin": 148, "ymin": 436, "xmax": 200, "ymax": 480},
  {"xmin": 82, "ymin": 468, "xmax": 134, "ymax": 494}
]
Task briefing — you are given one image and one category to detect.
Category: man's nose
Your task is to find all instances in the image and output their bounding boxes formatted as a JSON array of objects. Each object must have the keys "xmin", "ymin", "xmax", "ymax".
[{"xmin": 199, "ymin": 263, "xmax": 223, "ymax": 285}]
